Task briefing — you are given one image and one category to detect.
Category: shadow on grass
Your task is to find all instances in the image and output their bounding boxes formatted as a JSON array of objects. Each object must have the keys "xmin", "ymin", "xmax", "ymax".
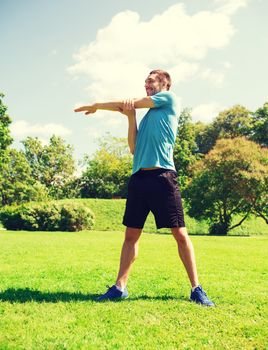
[
  {"xmin": 145, "ymin": 231, "xmax": 250, "ymax": 237},
  {"xmin": 0, "ymin": 288, "xmax": 187, "ymax": 303},
  {"xmin": 189, "ymin": 233, "xmax": 250, "ymax": 237},
  {"xmin": 0, "ymin": 288, "xmax": 99, "ymax": 303},
  {"xmin": 128, "ymin": 295, "xmax": 188, "ymax": 302}
]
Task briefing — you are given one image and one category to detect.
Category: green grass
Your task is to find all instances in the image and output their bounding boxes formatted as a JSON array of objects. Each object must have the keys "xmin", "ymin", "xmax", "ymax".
[
  {"xmin": 0, "ymin": 230, "xmax": 267, "ymax": 349},
  {"xmin": 65, "ymin": 198, "xmax": 268, "ymax": 236}
]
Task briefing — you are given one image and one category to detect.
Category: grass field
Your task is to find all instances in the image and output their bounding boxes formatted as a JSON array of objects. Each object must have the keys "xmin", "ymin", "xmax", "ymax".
[{"xmin": 0, "ymin": 230, "xmax": 267, "ymax": 349}]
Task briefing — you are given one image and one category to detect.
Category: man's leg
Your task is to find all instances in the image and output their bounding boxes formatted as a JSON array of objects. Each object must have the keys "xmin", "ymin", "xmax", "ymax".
[
  {"xmin": 116, "ymin": 227, "xmax": 142, "ymax": 289},
  {"xmin": 171, "ymin": 226, "xmax": 199, "ymax": 288},
  {"xmin": 96, "ymin": 227, "xmax": 142, "ymax": 301},
  {"xmin": 171, "ymin": 226, "xmax": 215, "ymax": 306}
]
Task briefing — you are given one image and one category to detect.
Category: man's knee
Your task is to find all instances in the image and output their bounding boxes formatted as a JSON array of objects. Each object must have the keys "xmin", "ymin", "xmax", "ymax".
[
  {"xmin": 171, "ymin": 227, "xmax": 189, "ymax": 245},
  {"xmin": 124, "ymin": 227, "xmax": 142, "ymax": 244}
]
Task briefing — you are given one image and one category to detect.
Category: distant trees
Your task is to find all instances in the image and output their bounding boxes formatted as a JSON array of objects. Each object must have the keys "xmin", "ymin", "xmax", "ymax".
[
  {"xmin": 251, "ymin": 102, "xmax": 268, "ymax": 147},
  {"xmin": 0, "ymin": 148, "xmax": 48, "ymax": 206},
  {"xmin": 173, "ymin": 108, "xmax": 201, "ymax": 188},
  {"xmin": 0, "ymin": 93, "xmax": 13, "ymax": 154},
  {"xmin": 195, "ymin": 105, "xmax": 254, "ymax": 154},
  {"xmin": 0, "ymin": 93, "xmax": 46, "ymax": 205},
  {"xmin": 80, "ymin": 135, "xmax": 132, "ymax": 198},
  {"xmin": 22, "ymin": 136, "xmax": 77, "ymax": 199},
  {"xmin": 0, "ymin": 93, "xmax": 77, "ymax": 206}
]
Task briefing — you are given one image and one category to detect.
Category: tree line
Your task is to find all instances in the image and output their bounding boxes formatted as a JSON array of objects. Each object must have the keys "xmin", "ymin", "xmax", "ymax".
[{"xmin": 0, "ymin": 92, "xmax": 267, "ymax": 234}]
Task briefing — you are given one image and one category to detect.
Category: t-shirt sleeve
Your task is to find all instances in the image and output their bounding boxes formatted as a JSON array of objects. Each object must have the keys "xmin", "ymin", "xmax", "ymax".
[{"xmin": 150, "ymin": 91, "xmax": 173, "ymax": 108}]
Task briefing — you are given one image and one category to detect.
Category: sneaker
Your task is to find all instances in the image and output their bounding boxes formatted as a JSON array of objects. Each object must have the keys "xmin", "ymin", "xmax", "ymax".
[
  {"xmin": 190, "ymin": 285, "xmax": 215, "ymax": 307},
  {"xmin": 96, "ymin": 285, "xmax": 128, "ymax": 302}
]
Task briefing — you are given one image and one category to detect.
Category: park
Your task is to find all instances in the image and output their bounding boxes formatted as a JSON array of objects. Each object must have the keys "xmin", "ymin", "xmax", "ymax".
[{"xmin": 1, "ymin": 1, "xmax": 268, "ymax": 349}]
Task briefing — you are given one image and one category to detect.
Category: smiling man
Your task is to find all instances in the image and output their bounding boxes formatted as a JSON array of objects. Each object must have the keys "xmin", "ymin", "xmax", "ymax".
[{"xmin": 75, "ymin": 69, "xmax": 214, "ymax": 306}]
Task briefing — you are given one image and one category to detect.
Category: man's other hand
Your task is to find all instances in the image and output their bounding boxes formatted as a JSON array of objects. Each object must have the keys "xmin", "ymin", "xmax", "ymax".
[
  {"xmin": 74, "ymin": 105, "xmax": 97, "ymax": 115},
  {"xmin": 118, "ymin": 99, "xmax": 135, "ymax": 117}
]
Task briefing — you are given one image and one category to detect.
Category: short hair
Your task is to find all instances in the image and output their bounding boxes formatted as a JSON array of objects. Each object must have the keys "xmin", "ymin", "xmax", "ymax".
[{"xmin": 149, "ymin": 69, "xmax": 172, "ymax": 90}]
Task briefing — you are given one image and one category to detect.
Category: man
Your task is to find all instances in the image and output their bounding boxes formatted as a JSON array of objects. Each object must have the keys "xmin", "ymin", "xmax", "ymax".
[{"xmin": 75, "ymin": 69, "xmax": 214, "ymax": 306}]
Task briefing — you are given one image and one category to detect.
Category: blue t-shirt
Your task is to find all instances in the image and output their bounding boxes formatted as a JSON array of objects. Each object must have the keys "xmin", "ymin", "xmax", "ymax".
[{"xmin": 132, "ymin": 91, "xmax": 180, "ymax": 174}]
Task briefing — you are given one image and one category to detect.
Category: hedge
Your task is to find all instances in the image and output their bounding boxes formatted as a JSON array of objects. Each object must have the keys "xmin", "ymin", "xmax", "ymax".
[{"xmin": 0, "ymin": 201, "xmax": 94, "ymax": 232}]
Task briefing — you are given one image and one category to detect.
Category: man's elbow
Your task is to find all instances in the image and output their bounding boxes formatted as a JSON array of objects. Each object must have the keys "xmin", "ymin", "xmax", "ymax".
[{"xmin": 129, "ymin": 146, "xmax": 135, "ymax": 155}]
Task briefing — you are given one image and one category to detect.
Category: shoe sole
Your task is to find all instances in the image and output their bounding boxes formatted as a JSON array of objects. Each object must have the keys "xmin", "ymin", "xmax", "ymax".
[
  {"xmin": 96, "ymin": 295, "xmax": 129, "ymax": 302},
  {"xmin": 189, "ymin": 298, "xmax": 215, "ymax": 307}
]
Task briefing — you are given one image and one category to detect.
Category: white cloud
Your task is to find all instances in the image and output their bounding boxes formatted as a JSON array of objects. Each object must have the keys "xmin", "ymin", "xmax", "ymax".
[
  {"xmin": 86, "ymin": 113, "xmax": 128, "ymax": 137},
  {"xmin": 105, "ymin": 117, "xmax": 124, "ymax": 127},
  {"xmin": 86, "ymin": 127, "xmax": 102, "ymax": 139},
  {"xmin": 215, "ymin": 0, "xmax": 249, "ymax": 15},
  {"xmin": 199, "ymin": 68, "xmax": 225, "ymax": 86},
  {"xmin": 10, "ymin": 120, "xmax": 72, "ymax": 138},
  {"xmin": 192, "ymin": 102, "xmax": 224, "ymax": 123},
  {"xmin": 68, "ymin": 2, "xmax": 245, "ymax": 101},
  {"xmin": 169, "ymin": 62, "xmax": 200, "ymax": 84},
  {"xmin": 222, "ymin": 61, "xmax": 232, "ymax": 69},
  {"xmin": 39, "ymin": 138, "xmax": 50, "ymax": 146}
]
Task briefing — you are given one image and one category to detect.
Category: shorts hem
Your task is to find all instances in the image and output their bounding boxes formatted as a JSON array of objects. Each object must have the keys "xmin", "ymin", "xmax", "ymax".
[
  {"xmin": 156, "ymin": 224, "xmax": 186, "ymax": 229},
  {"xmin": 122, "ymin": 221, "xmax": 144, "ymax": 229}
]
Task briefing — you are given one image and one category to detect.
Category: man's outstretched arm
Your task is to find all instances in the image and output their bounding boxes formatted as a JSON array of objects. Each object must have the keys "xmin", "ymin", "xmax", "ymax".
[{"xmin": 74, "ymin": 97, "xmax": 155, "ymax": 115}]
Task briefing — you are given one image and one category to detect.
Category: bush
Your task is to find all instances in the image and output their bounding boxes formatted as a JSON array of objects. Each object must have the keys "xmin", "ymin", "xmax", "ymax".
[
  {"xmin": 0, "ymin": 201, "xmax": 94, "ymax": 232},
  {"xmin": 59, "ymin": 202, "xmax": 94, "ymax": 231},
  {"xmin": 0, "ymin": 205, "xmax": 25, "ymax": 230}
]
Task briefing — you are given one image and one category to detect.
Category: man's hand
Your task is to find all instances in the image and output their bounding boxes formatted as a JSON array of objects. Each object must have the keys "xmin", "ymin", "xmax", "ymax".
[
  {"xmin": 118, "ymin": 99, "xmax": 135, "ymax": 117},
  {"xmin": 74, "ymin": 104, "xmax": 97, "ymax": 115}
]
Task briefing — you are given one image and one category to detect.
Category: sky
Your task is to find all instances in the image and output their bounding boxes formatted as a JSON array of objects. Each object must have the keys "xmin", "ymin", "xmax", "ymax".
[{"xmin": 1, "ymin": 0, "xmax": 268, "ymax": 165}]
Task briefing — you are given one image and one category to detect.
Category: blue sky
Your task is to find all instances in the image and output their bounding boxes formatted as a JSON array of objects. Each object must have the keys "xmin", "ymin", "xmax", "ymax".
[{"xmin": 1, "ymin": 0, "xmax": 267, "ymax": 165}]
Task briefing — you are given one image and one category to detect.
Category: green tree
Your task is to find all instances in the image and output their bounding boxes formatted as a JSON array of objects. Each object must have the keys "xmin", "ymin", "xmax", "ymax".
[
  {"xmin": 195, "ymin": 122, "xmax": 219, "ymax": 154},
  {"xmin": 0, "ymin": 93, "xmax": 46, "ymax": 206},
  {"xmin": 174, "ymin": 108, "xmax": 200, "ymax": 188},
  {"xmin": 0, "ymin": 93, "xmax": 13, "ymax": 154},
  {"xmin": 22, "ymin": 135, "xmax": 76, "ymax": 199},
  {"xmin": 80, "ymin": 135, "xmax": 132, "ymax": 198},
  {"xmin": 0, "ymin": 149, "xmax": 48, "ymax": 206},
  {"xmin": 251, "ymin": 179, "xmax": 268, "ymax": 224},
  {"xmin": 184, "ymin": 137, "xmax": 268, "ymax": 235},
  {"xmin": 251, "ymin": 102, "xmax": 268, "ymax": 146},
  {"xmin": 196, "ymin": 105, "xmax": 254, "ymax": 154}
]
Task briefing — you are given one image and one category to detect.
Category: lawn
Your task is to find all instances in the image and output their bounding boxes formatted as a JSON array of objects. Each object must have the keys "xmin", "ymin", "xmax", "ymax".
[{"xmin": 0, "ymin": 230, "xmax": 267, "ymax": 349}]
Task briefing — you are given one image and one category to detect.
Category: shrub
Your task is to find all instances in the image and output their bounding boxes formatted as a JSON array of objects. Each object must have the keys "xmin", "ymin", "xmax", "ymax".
[
  {"xmin": 0, "ymin": 201, "xmax": 94, "ymax": 232},
  {"xmin": 59, "ymin": 202, "xmax": 94, "ymax": 231},
  {"xmin": 0, "ymin": 205, "xmax": 25, "ymax": 230}
]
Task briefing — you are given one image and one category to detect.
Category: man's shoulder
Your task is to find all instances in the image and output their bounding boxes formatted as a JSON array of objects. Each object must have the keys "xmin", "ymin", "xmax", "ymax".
[
  {"xmin": 151, "ymin": 90, "xmax": 178, "ymax": 108},
  {"xmin": 155, "ymin": 90, "xmax": 175, "ymax": 97}
]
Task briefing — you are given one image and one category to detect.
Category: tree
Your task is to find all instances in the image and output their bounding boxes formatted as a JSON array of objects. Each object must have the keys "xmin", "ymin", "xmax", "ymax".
[
  {"xmin": 22, "ymin": 136, "xmax": 76, "ymax": 199},
  {"xmin": 0, "ymin": 149, "xmax": 48, "ymax": 206},
  {"xmin": 173, "ymin": 108, "xmax": 201, "ymax": 188},
  {"xmin": 80, "ymin": 135, "xmax": 132, "ymax": 198},
  {"xmin": 251, "ymin": 102, "xmax": 268, "ymax": 147},
  {"xmin": 195, "ymin": 122, "xmax": 219, "ymax": 154},
  {"xmin": 195, "ymin": 105, "xmax": 254, "ymax": 154},
  {"xmin": 251, "ymin": 179, "xmax": 268, "ymax": 224},
  {"xmin": 0, "ymin": 93, "xmax": 47, "ymax": 206},
  {"xmin": 0, "ymin": 93, "xmax": 13, "ymax": 154},
  {"xmin": 184, "ymin": 137, "xmax": 268, "ymax": 235}
]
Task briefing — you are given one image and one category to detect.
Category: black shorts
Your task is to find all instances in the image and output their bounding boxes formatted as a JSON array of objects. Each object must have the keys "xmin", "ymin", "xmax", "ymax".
[{"xmin": 122, "ymin": 168, "xmax": 185, "ymax": 229}]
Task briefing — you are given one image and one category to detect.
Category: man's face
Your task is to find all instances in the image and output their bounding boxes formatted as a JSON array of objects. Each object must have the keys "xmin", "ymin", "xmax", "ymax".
[{"xmin": 145, "ymin": 74, "xmax": 166, "ymax": 96}]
